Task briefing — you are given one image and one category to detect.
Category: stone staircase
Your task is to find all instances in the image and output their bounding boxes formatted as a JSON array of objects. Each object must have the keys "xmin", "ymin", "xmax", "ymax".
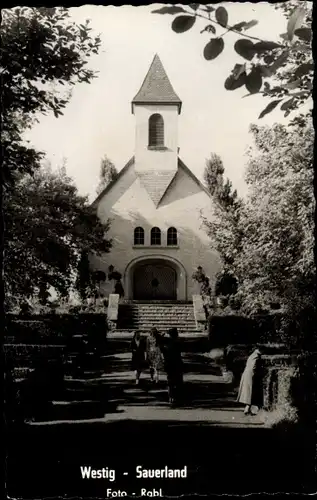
[{"xmin": 117, "ymin": 301, "xmax": 198, "ymax": 333}]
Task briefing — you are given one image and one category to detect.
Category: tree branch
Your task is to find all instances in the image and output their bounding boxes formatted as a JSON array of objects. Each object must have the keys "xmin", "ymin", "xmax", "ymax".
[{"xmin": 192, "ymin": 8, "xmax": 284, "ymax": 44}]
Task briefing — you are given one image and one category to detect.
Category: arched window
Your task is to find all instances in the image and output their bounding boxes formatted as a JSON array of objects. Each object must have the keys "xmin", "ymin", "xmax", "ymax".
[
  {"xmin": 167, "ymin": 227, "xmax": 178, "ymax": 246},
  {"xmin": 149, "ymin": 114, "xmax": 164, "ymax": 147},
  {"xmin": 151, "ymin": 227, "xmax": 161, "ymax": 246},
  {"xmin": 134, "ymin": 227, "xmax": 144, "ymax": 245}
]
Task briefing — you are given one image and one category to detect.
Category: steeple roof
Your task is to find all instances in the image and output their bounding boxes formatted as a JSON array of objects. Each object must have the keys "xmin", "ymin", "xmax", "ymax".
[{"xmin": 132, "ymin": 54, "xmax": 182, "ymax": 113}]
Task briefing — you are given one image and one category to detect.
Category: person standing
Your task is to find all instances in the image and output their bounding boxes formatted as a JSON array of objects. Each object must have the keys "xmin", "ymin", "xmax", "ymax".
[
  {"xmin": 162, "ymin": 328, "xmax": 184, "ymax": 406},
  {"xmin": 145, "ymin": 328, "xmax": 164, "ymax": 383},
  {"xmin": 237, "ymin": 346, "xmax": 264, "ymax": 415},
  {"xmin": 131, "ymin": 331, "xmax": 146, "ymax": 385}
]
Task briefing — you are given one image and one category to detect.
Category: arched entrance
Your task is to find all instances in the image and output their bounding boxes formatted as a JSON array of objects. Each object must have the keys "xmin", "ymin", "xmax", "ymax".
[
  {"xmin": 133, "ymin": 261, "xmax": 176, "ymax": 300},
  {"xmin": 125, "ymin": 255, "xmax": 187, "ymax": 301}
]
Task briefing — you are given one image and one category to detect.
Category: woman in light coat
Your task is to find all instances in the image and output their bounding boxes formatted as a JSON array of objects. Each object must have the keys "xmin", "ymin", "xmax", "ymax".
[
  {"xmin": 145, "ymin": 328, "xmax": 164, "ymax": 383},
  {"xmin": 237, "ymin": 347, "xmax": 263, "ymax": 415}
]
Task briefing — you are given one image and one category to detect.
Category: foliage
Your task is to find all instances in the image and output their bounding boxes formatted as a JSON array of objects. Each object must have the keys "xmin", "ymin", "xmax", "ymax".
[
  {"xmin": 96, "ymin": 155, "xmax": 118, "ymax": 196},
  {"xmin": 263, "ymin": 367, "xmax": 299, "ymax": 429},
  {"xmin": 76, "ymin": 252, "xmax": 107, "ymax": 302},
  {"xmin": 5, "ymin": 314, "xmax": 107, "ymax": 347},
  {"xmin": 202, "ymin": 118, "xmax": 314, "ymax": 336},
  {"xmin": 76, "ymin": 251, "xmax": 92, "ymax": 302},
  {"xmin": 152, "ymin": 2, "xmax": 313, "ymax": 117},
  {"xmin": 263, "ymin": 403, "xmax": 298, "ymax": 430},
  {"xmin": 202, "ymin": 154, "xmax": 242, "ymax": 312},
  {"xmin": 1, "ymin": 7, "xmax": 101, "ymax": 189},
  {"xmin": 202, "ymin": 153, "xmax": 243, "ymax": 271},
  {"xmin": 215, "ymin": 271, "xmax": 238, "ymax": 297},
  {"xmin": 4, "ymin": 164, "xmax": 111, "ymax": 307},
  {"xmin": 108, "ymin": 270, "xmax": 122, "ymax": 281},
  {"xmin": 236, "ymin": 120, "xmax": 315, "ymax": 319},
  {"xmin": 192, "ymin": 266, "xmax": 212, "ymax": 298}
]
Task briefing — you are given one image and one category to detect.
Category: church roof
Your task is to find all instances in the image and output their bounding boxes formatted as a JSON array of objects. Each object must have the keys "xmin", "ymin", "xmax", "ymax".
[
  {"xmin": 136, "ymin": 170, "xmax": 177, "ymax": 207},
  {"xmin": 92, "ymin": 157, "xmax": 211, "ymax": 209},
  {"xmin": 132, "ymin": 54, "xmax": 182, "ymax": 113}
]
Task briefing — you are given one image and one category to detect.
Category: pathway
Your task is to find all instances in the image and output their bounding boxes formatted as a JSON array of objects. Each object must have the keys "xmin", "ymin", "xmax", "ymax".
[
  {"xmin": 27, "ymin": 332, "xmax": 265, "ymax": 427},
  {"xmin": 8, "ymin": 333, "xmax": 313, "ymax": 498}
]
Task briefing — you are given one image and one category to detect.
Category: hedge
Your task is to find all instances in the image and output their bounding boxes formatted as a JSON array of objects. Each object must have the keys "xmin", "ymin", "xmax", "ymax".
[
  {"xmin": 208, "ymin": 312, "xmax": 296, "ymax": 348},
  {"xmin": 4, "ymin": 313, "xmax": 108, "ymax": 345},
  {"xmin": 4, "ymin": 314, "xmax": 110, "ymax": 425},
  {"xmin": 4, "ymin": 344, "xmax": 66, "ymax": 369},
  {"xmin": 4, "ymin": 353, "xmax": 66, "ymax": 425}
]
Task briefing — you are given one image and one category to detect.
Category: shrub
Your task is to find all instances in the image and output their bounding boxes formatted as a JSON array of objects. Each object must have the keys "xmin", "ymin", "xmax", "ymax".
[
  {"xmin": 4, "ymin": 344, "xmax": 66, "ymax": 369},
  {"xmin": 263, "ymin": 403, "xmax": 299, "ymax": 430},
  {"xmin": 263, "ymin": 365, "xmax": 299, "ymax": 429},
  {"xmin": 4, "ymin": 345, "xmax": 66, "ymax": 424},
  {"xmin": 208, "ymin": 315, "xmax": 254, "ymax": 347},
  {"xmin": 5, "ymin": 313, "xmax": 108, "ymax": 345},
  {"xmin": 16, "ymin": 357, "xmax": 65, "ymax": 421},
  {"xmin": 262, "ymin": 360, "xmax": 315, "ymax": 431},
  {"xmin": 208, "ymin": 311, "xmax": 297, "ymax": 348}
]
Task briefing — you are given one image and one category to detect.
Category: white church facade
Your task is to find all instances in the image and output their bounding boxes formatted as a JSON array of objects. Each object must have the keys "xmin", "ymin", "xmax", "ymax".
[{"xmin": 91, "ymin": 54, "xmax": 221, "ymax": 303}]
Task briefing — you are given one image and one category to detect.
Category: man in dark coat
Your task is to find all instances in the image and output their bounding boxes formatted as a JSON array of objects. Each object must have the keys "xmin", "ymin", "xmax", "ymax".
[
  {"xmin": 161, "ymin": 328, "xmax": 184, "ymax": 406},
  {"xmin": 131, "ymin": 331, "xmax": 146, "ymax": 385}
]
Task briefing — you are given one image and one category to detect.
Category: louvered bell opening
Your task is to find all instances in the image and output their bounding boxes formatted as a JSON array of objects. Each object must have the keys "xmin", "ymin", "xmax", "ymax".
[{"xmin": 149, "ymin": 114, "xmax": 164, "ymax": 147}]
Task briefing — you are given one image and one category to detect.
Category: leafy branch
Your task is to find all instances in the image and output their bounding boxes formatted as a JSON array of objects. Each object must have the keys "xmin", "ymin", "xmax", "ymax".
[{"xmin": 152, "ymin": 3, "xmax": 313, "ymax": 118}]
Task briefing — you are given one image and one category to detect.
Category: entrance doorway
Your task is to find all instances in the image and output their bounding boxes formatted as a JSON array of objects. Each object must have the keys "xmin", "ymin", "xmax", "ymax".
[{"xmin": 133, "ymin": 261, "xmax": 177, "ymax": 300}]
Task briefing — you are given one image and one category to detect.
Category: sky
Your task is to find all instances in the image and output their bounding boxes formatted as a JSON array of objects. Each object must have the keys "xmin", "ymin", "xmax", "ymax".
[{"xmin": 24, "ymin": 2, "xmax": 296, "ymax": 202}]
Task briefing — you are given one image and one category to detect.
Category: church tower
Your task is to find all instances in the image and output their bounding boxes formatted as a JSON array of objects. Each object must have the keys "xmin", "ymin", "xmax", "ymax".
[{"xmin": 131, "ymin": 54, "xmax": 182, "ymax": 207}]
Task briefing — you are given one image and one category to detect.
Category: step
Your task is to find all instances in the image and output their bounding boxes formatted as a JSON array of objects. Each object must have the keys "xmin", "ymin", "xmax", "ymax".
[
  {"xmin": 138, "ymin": 324, "xmax": 197, "ymax": 327},
  {"xmin": 117, "ymin": 303, "xmax": 196, "ymax": 332},
  {"xmin": 138, "ymin": 318, "xmax": 196, "ymax": 322},
  {"xmin": 119, "ymin": 302, "xmax": 193, "ymax": 309},
  {"xmin": 138, "ymin": 319, "xmax": 195, "ymax": 322},
  {"xmin": 137, "ymin": 317, "xmax": 196, "ymax": 320},
  {"xmin": 137, "ymin": 306, "xmax": 194, "ymax": 309},
  {"xmin": 138, "ymin": 320, "xmax": 196, "ymax": 324}
]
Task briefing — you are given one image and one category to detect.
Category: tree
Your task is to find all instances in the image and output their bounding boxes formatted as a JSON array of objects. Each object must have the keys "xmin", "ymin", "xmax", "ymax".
[
  {"xmin": 4, "ymin": 164, "xmax": 111, "ymax": 308},
  {"xmin": 192, "ymin": 266, "xmax": 212, "ymax": 296},
  {"xmin": 202, "ymin": 154, "xmax": 242, "ymax": 309},
  {"xmin": 1, "ymin": 7, "xmax": 101, "ymax": 189},
  {"xmin": 202, "ymin": 121, "xmax": 315, "ymax": 335},
  {"xmin": 152, "ymin": 2, "xmax": 313, "ymax": 118},
  {"xmin": 96, "ymin": 155, "xmax": 118, "ymax": 196},
  {"xmin": 235, "ymin": 120, "xmax": 315, "ymax": 321},
  {"xmin": 76, "ymin": 252, "xmax": 107, "ymax": 304},
  {"xmin": 203, "ymin": 153, "xmax": 243, "ymax": 270},
  {"xmin": 76, "ymin": 251, "xmax": 92, "ymax": 302}
]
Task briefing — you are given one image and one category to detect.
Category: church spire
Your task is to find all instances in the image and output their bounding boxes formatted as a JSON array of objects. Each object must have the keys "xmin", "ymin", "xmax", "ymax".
[{"xmin": 132, "ymin": 54, "xmax": 182, "ymax": 114}]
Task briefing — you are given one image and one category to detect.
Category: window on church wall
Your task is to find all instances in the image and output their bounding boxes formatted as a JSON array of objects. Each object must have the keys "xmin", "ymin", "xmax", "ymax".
[
  {"xmin": 148, "ymin": 114, "xmax": 164, "ymax": 147},
  {"xmin": 134, "ymin": 227, "xmax": 144, "ymax": 245},
  {"xmin": 167, "ymin": 227, "xmax": 178, "ymax": 246},
  {"xmin": 151, "ymin": 227, "xmax": 161, "ymax": 246}
]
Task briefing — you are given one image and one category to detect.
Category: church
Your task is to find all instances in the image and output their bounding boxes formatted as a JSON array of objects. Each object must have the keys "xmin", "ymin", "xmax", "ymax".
[{"xmin": 91, "ymin": 54, "xmax": 220, "ymax": 323}]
